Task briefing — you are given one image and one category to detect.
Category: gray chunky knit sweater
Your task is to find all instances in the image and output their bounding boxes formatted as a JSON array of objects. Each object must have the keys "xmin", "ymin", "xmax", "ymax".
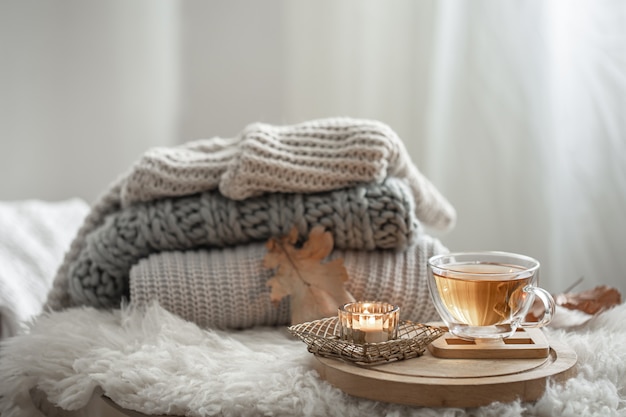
[{"xmin": 69, "ymin": 178, "xmax": 419, "ymax": 307}]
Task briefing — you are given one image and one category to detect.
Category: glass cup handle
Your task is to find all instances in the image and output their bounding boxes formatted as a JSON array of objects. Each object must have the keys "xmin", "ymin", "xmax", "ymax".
[{"xmin": 521, "ymin": 286, "xmax": 556, "ymax": 328}]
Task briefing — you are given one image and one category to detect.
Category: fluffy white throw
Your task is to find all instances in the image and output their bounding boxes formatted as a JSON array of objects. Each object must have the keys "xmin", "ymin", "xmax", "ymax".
[
  {"xmin": 45, "ymin": 117, "xmax": 456, "ymax": 311},
  {"xmin": 0, "ymin": 199, "xmax": 88, "ymax": 339},
  {"xmin": 1, "ymin": 302, "xmax": 625, "ymax": 417}
]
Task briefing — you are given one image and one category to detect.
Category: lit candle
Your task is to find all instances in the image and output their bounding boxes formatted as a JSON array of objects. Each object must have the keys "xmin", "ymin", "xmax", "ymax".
[
  {"xmin": 339, "ymin": 301, "xmax": 399, "ymax": 344},
  {"xmin": 359, "ymin": 312, "xmax": 387, "ymax": 343}
]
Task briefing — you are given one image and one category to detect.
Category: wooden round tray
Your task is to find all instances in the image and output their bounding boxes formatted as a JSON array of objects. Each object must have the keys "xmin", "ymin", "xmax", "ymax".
[{"xmin": 314, "ymin": 339, "xmax": 577, "ymax": 407}]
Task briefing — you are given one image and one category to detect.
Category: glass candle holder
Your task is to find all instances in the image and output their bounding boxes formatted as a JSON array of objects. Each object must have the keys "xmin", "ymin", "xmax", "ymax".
[{"xmin": 339, "ymin": 301, "xmax": 400, "ymax": 344}]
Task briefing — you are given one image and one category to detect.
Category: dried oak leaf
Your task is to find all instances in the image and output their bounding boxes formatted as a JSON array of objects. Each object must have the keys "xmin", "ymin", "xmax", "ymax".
[
  {"xmin": 264, "ymin": 226, "xmax": 355, "ymax": 325},
  {"xmin": 526, "ymin": 285, "xmax": 622, "ymax": 321},
  {"xmin": 555, "ymin": 285, "xmax": 622, "ymax": 315}
]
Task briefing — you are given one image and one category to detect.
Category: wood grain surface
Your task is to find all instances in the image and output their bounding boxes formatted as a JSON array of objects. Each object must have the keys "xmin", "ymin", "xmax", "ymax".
[{"xmin": 314, "ymin": 339, "xmax": 577, "ymax": 407}]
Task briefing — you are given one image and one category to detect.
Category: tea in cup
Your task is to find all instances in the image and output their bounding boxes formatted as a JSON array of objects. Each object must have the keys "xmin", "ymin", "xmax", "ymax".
[{"xmin": 427, "ymin": 251, "xmax": 555, "ymax": 340}]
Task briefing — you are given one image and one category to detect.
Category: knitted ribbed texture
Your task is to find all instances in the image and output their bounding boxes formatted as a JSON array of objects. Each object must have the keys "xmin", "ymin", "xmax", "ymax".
[
  {"xmin": 129, "ymin": 235, "xmax": 448, "ymax": 329},
  {"xmin": 45, "ymin": 117, "xmax": 456, "ymax": 311},
  {"xmin": 122, "ymin": 118, "xmax": 456, "ymax": 230},
  {"xmin": 45, "ymin": 178, "xmax": 126, "ymax": 310},
  {"xmin": 68, "ymin": 178, "xmax": 419, "ymax": 308}
]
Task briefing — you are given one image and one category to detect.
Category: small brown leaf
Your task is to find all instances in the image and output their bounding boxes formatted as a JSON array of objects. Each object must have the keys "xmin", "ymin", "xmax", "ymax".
[
  {"xmin": 264, "ymin": 226, "xmax": 355, "ymax": 325},
  {"xmin": 556, "ymin": 285, "xmax": 622, "ymax": 315},
  {"xmin": 526, "ymin": 285, "xmax": 622, "ymax": 321}
]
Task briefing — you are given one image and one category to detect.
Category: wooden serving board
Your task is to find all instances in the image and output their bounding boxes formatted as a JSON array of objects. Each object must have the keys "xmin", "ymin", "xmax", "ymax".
[{"xmin": 314, "ymin": 339, "xmax": 577, "ymax": 407}]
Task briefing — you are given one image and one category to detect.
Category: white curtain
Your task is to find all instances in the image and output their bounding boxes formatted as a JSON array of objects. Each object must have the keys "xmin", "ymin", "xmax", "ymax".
[
  {"xmin": 0, "ymin": 0, "xmax": 179, "ymax": 203},
  {"xmin": 281, "ymin": 0, "xmax": 626, "ymax": 295}
]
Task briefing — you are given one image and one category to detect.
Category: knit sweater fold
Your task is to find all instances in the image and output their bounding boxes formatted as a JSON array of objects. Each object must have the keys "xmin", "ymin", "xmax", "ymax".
[
  {"xmin": 45, "ymin": 117, "xmax": 456, "ymax": 311},
  {"xmin": 121, "ymin": 118, "xmax": 456, "ymax": 229},
  {"xmin": 68, "ymin": 179, "xmax": 419, "ymax": 308},
  {"xmin": 129, "ymin": 235, "xmax": 447, "ymax": 330}
]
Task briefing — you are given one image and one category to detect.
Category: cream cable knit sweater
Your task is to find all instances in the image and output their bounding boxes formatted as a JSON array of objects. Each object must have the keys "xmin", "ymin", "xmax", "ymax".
[
  {"xmin": 122, "ymin": 118, "xmax": 455, "ymax": 228},
  {"xmin": 46, "ymin": 117, "xmax": 456, "ymax": 310},
  {"xmin": 130, "ymin": 235, "xmax": 448, "ymax": 329}
]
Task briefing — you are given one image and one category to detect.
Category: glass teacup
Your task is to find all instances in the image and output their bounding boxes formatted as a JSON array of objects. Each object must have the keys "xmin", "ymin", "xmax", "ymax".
[{"xmin": 427, "ymin": 251, "xmax": 555, "ymax": 340}]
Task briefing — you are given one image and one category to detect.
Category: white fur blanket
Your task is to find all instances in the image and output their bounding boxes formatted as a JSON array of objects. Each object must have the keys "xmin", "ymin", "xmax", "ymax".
[
  {"xmin": 1, "ymin": 301, "xmax": 625, "ymax": 417},
  {"xmin": 0, "ymin": 199, "xmax": 88, "ymax": 339}
]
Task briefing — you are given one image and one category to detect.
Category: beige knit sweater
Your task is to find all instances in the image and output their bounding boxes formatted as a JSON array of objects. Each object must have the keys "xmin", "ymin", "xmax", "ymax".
[
  {"xmin": 121, "ymin": 118, "xmax": 456, "ymax": 231},
  {"xmin": 130, "ymin": 235, "xmax": 447, "ymax": 330}
]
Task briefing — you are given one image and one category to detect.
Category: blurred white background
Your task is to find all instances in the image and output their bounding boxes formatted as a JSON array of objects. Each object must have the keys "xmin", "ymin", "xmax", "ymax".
[{"xmin": 1, "ymin": 0, "xmax": 625, "ymax": 295}]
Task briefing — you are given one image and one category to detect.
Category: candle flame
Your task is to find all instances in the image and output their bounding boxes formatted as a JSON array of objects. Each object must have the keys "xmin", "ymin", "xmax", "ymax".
[{"xmin": 359, "ymin": 314, "xmax": 377, "ymax": 330}]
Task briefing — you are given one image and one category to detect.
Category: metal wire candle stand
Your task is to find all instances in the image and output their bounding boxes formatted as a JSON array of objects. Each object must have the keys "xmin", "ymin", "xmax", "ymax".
[{"xmin": 288, "ymin": 317, "xmax": 444, "ymax": 366}]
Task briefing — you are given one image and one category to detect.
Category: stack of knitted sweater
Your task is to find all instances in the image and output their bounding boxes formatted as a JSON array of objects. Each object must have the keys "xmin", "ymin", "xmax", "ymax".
[{"xmin": 45, "ymin": 118, "xmax": 456, "ymax": 329}]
